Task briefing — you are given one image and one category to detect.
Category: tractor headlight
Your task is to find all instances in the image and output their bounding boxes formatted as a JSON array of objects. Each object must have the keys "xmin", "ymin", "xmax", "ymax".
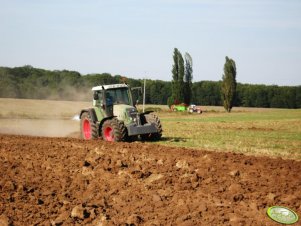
[{"xmin": 126, "ymin": 107, "xmax": 138, "ymax": 122}]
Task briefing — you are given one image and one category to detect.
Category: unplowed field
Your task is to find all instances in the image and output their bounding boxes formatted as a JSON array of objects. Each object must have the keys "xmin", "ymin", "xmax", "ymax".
[{"xmin": 0, "ymin": 135, "xmax": 300, "ymax": 225}]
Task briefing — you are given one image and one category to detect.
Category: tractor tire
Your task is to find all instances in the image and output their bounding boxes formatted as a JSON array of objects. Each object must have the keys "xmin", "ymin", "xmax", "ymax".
[
  {"xmin": 80, "ymin": 112, "xmax": 98, "ymax": 140},
  {"xmin": 140, "ymin": 113, "xmax": 162, "ymax": 141},
  {"xmin": 101, "ymin": 118, "xmax": 126, "ymax": 142}
]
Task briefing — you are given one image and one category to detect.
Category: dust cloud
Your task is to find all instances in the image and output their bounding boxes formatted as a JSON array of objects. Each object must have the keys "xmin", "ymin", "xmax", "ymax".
[
  {"xmin": 0, "ymin": 98, "xmax": 90, "ymax": 138},
  {"xmin": 0, "ymin": 118, "xmax": 81, "ymax": 138},
  {"xmin": 44, "ymin": 85, "xmax": 91, "ymax": 102}
]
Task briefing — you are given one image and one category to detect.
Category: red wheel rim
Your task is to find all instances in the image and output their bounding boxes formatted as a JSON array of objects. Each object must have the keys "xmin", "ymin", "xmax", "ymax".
[
  {"xmin": 104, "ymin": 126, "xmax": 114, "ymax": 141},
  {"xmin": 83, "ymin": 119, "xmax": 91, "ymax": 139}
]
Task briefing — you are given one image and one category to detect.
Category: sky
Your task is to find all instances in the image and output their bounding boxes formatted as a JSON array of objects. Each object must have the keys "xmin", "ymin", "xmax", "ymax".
[{"xmin": 0, "ymin": 0, "xmax": 300, "ymax": 86}]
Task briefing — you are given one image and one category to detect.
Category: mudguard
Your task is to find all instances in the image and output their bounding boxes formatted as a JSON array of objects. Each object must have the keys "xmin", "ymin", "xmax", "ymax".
[
  {"xmin": 80, "ymin": 108, "xmax": 98, "ymax": 122},
  {"xmin": 140, "ymin": 110, "xmax": 153, "ymax": 116}
]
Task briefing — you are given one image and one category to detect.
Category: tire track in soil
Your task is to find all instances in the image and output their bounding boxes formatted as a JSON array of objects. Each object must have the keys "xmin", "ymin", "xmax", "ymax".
[{"xmin": 0, "ymin": 134, "xmax": 300, "ymax": 225}]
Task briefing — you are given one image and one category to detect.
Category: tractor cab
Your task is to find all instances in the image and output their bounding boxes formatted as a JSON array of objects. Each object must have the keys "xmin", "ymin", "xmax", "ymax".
[
  {"xmin": 91, "ymin": 84, "xmax": 138, "ymax": 123},
  {"xmin": 92, "ymin": 84, "xmax": 133, "ymax": 106}
]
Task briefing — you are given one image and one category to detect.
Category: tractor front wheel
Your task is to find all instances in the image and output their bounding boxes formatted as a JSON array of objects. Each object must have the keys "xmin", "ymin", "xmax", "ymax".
[
  {"xmin": 140, "ymin": 113, "xmax": 162, "ymax": 141},
  {"xmin": 101, "ymin": 118, "xmax": 126, "ymax": 142},
  {"xmin": 80, "ymin": 112, "xmax": 98, "ymax": 140}
]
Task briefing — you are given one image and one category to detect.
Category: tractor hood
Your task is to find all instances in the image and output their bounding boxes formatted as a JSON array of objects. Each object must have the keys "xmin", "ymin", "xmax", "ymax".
[{"xmin": 113, "ymin": 104, "xmax": 138, "ymax": 125}]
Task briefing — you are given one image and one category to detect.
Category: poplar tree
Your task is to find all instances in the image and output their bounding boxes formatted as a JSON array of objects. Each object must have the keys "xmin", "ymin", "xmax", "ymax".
[
  {"xmin": 221, "ymin": 56, "xmax": 237, "ymax": 112},
  {"xmin": 170, "ymin": 48, "xmax": 185, "ymax": 104},
  {"xmin": 184, "ymin": 52, "xmax": 193, "ymax": 105}
]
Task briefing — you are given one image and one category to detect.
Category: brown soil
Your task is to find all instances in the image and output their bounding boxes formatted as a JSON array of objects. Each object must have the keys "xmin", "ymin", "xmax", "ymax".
[{"xmin": 0, "ymin": 134, "xmax": 300, "ymax": 226}]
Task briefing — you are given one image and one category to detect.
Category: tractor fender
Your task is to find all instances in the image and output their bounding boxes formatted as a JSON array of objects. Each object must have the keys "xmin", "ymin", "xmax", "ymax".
[
  {"xmin": 80, "ymin": 108, "xmax": 98, "ymax": 122},
  {"xmin": 99, "ymin": 116, "xmax": 115, "ymax": 128},
  {"xmin": 139, "ymin": 111, "xmax": 154, "ymax": 125},
  {"xmin": 140, "ymin": 111, "xmax": 153, "ymax": 116}
]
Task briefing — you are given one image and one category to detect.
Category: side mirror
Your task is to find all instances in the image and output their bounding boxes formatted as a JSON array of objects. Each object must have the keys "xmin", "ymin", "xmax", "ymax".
[{"xmin": 93, "ymin": 92, "xmax": 99, "ymax": 100}]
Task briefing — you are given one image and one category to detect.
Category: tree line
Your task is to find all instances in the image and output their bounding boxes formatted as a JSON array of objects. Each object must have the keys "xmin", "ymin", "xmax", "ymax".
[
  {"xmin": 169, "ymin": 48, "xmax": 300, "ymax": 110},
  {"xmin": 192, "ymin": 81, "xmax": 301, "ymax": 109},
  {"xmin": 0, "ymin": 65, "xmax": 300, "ymax": 108}
]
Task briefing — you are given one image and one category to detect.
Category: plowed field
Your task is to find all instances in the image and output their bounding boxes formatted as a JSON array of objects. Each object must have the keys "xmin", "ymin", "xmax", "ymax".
[{"xmin": 1, "ymin": 134, "xmax": 300, "ymax": 225}]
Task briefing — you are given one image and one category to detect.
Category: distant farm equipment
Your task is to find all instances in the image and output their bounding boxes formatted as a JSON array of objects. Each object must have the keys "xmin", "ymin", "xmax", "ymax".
[
  {"xmin": 171, "ymin": 104, "xmax": 188, "ymax": 112},
  {"xmin": 171, "ymin": 103, "xmax": 202, "ymax": 114},
  {"xmin": 187, "ymin": 104, "xmax": 202, "ymax": 114}
]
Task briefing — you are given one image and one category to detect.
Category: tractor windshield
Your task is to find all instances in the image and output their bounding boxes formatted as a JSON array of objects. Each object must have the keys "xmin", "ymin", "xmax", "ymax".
[{"xmin": 106, "ymin": 88, "xmax": 131, "ymax": 105}]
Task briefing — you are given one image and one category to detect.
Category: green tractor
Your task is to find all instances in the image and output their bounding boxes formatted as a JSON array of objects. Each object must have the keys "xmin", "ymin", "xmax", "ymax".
[{"xmin": 80, "ymin": 84, "xmax": 162, "ymax": 142}]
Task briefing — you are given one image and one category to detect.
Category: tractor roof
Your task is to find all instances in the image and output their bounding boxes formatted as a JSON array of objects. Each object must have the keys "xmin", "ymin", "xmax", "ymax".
[{"xmin": 92, "ymin": 84, "xmax": 128, "ymax": 91}]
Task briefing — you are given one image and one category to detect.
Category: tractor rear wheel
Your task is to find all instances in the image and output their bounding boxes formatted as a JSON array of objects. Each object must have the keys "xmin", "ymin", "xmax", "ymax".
[
  {"xmin": 140, "ymin": 113, "xmax": 162, "ymax": 141},
  {"xmin": 101, "ymin": 118, "xmax": 126, "ymax": 142},
  {"xmin": 80, "ymin": 112, "xmax": 98, "ymax": 140}
]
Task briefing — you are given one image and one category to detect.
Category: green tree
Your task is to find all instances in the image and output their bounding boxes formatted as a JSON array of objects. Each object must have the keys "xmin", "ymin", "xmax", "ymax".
[
  {"xmin": 296, "ymin": 86, "xmax": 301, "ymax": 108},
  {"xmin": 192, "ymin": 81, "xmax": 221, "ymax": 106},
  {"xmin": 221, "ymin": 56, "xmax": 237, "ymax": 112},
  {"xmin": 171, "ymin": 48, "xmax": 185, "ymax": 104},
  {"xmin": 0, "ymin": 68, "xmax": 20, "ymax": 98},
  {"xmin": 184, "ymin": 52, "xmax": 193, "ymax": 105}
]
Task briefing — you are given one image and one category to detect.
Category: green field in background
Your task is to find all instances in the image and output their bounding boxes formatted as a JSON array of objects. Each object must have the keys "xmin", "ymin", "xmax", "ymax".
[{"xmin": 156, "ymin": 108, "xmax": 301, "ymax": 160}]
